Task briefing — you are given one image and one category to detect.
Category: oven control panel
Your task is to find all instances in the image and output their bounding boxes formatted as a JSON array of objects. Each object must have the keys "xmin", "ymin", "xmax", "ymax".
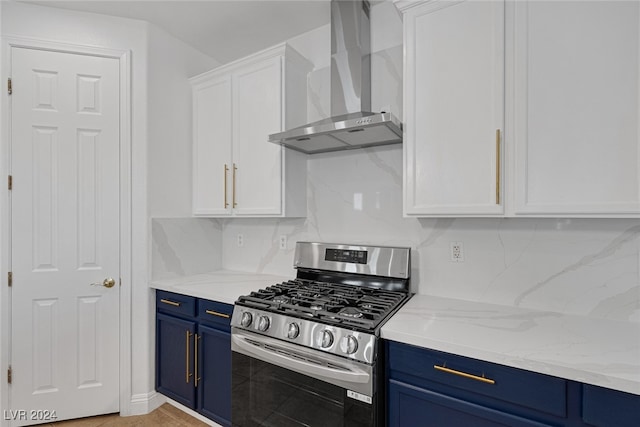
[
  {"xmin": 325, "ymin": 248, "xmax": 368, "ymax": 264},
  {"xmin": 231, "ymin": 306, "xmax": 377, "ymax": 365}
]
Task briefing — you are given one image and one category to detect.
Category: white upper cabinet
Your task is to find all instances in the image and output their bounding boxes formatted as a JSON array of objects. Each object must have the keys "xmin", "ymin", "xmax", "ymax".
[
  {"xmin": 190, "ymin": 43, "xmax": 311, "ymax": 217},
  {"xmin": 511, "ymin": 0, "xmax": 640, "ymax": 217},
  {"xmin": 398, "ymin": 0, "xmax": 640, "ymax": 217},
  {"xmin": 233, "ymin": 57, "xmax": 283, "ymax": 215},
  {"xmin": 400, "ymin": 0, "xmax": 505, "ymax": 216},
  {"xmin": 192, "ymin": 75, "xmax": 233, "ymax": 216}
]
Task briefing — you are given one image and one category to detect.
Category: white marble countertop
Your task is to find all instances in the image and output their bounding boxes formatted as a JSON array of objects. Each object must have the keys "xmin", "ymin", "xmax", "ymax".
[
  {"xmin": 149, "ymin": 270, "xmax": 290, "ymax": 305},
  {"xmin": 381, "ymin": 294, "xmax": 640, "ymax": 396},
  {"xmin": 150, "ymin": 272, "xmax": 640, "ymax": 395}
]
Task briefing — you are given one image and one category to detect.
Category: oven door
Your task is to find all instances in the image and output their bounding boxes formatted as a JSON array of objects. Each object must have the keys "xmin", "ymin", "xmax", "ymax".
[{"xmin": 231, "ymin": 328, "xmax": 379, "ymax": 427}]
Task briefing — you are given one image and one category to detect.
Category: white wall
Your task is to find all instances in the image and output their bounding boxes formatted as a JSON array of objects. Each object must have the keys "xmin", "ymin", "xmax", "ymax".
[
  {"xmin": 219, "ymin": 1, "xmax": 640, "ymax": 323},
  {"xmin": 145, "ymin": 24, "xmax": 219, "ymax": 407},
  {"xmin": 0, "ymin": 0, "xmax": 218, "ymax": 418},
  {"xmin": 147, "ymin": 25, "xmax": 219, "ymax": 217}
]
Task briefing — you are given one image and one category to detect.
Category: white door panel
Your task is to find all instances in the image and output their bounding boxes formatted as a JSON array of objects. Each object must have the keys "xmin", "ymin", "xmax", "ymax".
[
  {"xmin": 404, "ymin": 0, "xmax": 505, "ymax": 216},
  {"xmin": 192, "ymin": 76, "xmax": 233, "ymax": 216},
  {"xmin": 233, "ymin": 57, "xmax": 283, "ymax": 216},
  {"xmin": 10, "ymin": 47, "xmax": 120, "ymax": 424},
  {"xmin": 513, "ymin": 0, "xmax": 640, "ymax": 215}
]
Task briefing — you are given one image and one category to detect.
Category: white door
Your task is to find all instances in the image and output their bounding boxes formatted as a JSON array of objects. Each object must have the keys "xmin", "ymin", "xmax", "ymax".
[{"xmin": 10, "ymin": 47, "xmax": 120, "ymax": 425}]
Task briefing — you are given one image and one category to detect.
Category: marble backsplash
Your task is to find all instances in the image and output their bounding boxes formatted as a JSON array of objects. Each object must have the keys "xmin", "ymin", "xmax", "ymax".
[
  {"xmin": 150, "ymin": 121, "xmax": 639, "ymax": 322},
  {"xmin": 151, "ymin": 217, "xmax": 222, "ymax": 280},
  {"xmin": 220, "ymin": 144, "xmax": 640, "ymax": 323},
  {"xmin": 149, "ymin": 150, "xmax": 639, "ymax": 323}
]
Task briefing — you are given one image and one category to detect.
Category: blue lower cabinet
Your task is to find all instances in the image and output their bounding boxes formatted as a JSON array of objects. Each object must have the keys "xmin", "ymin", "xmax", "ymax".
[
  {"xmin": 582, "ymin": 384, "xmax": 640, "ymax": 427},
  {"xmin": 156, "ymin": 291, "xmax": 232, "ymax": 426},
  {"xmin": 389, "ymin": 379, "xmax": 554, "ymax": 427},
  {"xmin": 156, "ymin": 313, "xmax": 197, "ymax": 409},
  {"xmin": 387, "ymin": 340, "xmax": 640, "ymax": 427},
  {"xmin": 198, "ymin": 324, "xmax": 232, "ymax": 426}
]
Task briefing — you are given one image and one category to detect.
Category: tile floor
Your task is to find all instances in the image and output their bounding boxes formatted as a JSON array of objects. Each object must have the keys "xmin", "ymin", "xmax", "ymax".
[{"xmin": 49, "ymin": 404, "xmax": 210, "ymax": 426}]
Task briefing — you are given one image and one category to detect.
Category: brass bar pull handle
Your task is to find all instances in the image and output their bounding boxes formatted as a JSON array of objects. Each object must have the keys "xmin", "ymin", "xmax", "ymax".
[
  {"xmin": 496, "ymin": 129, "xmax": 501, "ymax": 205},
  {"xmin": 186, "ymin": 331, "xmax": 193, "ymax": 383},
  {"xmin": 434, "ymin": 365, "xmax": 495, "ymax": 385},
  {"xmin": 160, "ymin": 299, "xmax": 181, "ymax": 307},
  {"xmin": 206, "ymin": 310, "xmax": 230, "ymax": 319},
  {"xmin": 224, "ymin": 164, "xmax": 229, "ymax": 208},
  {"xmin": 194, "ymin": 334, "xmax": 201, "ymax": 388},
  {"xmin": 232, "ymin": 164, "xmax": 237, "ymax": 208}
]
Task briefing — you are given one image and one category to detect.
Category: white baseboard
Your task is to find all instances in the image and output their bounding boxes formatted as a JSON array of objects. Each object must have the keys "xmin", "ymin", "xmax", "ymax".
[
  {"xmin": 165, "ymin": 398, "xmax": 222, "ymax": 427},
  {"xmin": 124, "ymin": 391, "xmax": 222, "ymax": 426},
  {"xmin": 127, "ymin": 391, "xmax": 166, "ymax": 416}
]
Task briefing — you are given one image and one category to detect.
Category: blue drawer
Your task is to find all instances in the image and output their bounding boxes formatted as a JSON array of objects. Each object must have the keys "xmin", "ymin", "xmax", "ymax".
[
  {"xmin": 389, "ymin": 379, "xmax": 555, "ymax": 427},
  {"xmin": 197, "ymin": 299, "xmax": 233, "ymax": 329},
  {"xmin": 156, "ymin": 290, "xmax": 196, "ymax": 318},
  {"xmin": 582, "ymin": 384, "xmax": 640, "ymax": 427},
  {"xmin": 387, "ymin": 341, "xmax": 567, "ymax": 418}
]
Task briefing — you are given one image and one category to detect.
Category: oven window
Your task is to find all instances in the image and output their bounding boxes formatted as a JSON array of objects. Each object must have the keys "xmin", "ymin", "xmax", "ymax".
[{"xmin": 232, "ymin": 351, "xmax": 375, "ymax": 427}]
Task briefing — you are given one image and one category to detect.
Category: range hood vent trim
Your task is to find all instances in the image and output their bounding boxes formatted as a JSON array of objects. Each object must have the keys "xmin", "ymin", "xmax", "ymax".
[{"xmin": 268, "ymin": 0, "xmax": 402, "ymax": 155}]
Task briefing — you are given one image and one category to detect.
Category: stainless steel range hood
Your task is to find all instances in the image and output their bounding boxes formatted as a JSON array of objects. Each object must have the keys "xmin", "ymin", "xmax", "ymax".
[{"xmin": 269, "ymin": 0, "xmax": 402, "ymax": 154}]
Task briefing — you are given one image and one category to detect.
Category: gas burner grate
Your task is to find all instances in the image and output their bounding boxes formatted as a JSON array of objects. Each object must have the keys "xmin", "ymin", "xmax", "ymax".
[{"xmin": 236, "ymin": 278, "xmax": 409, "ymax": 332}]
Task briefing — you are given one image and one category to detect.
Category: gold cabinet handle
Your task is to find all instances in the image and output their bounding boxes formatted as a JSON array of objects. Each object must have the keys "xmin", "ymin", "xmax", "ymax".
[
  {"xmin": 496, "ymin": 129, "xmax": 501, "ymax": 205},
  {"xmin": 224, "ymin": 164, "xmax": 229, "ymax": 208},
  {"xmin": 195, "ymin": 334, "xmax": 201, "ymax": 388},
  {"xmin": 434, "ymin": 365, "xmax": 495, "ymax": 385},
  {"xmin": 205, "ymin": 309, "xmax": 230, "ymax": 319},
  {"xmin": 186, "ymin": 331, "xmax": 193, "ymax": 383},
  {"xmin": 160, "ymin": 299, "xmax": 181, "ymax": 307},
  {"xmin": 232, "ymin": 163, "xmax": 237, "ymax": 208}
]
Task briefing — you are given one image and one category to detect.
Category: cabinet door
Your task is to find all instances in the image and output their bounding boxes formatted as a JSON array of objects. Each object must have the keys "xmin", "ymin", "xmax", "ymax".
[
  {"xmin": 192, "ymin": 75, "xmax": 233, "ymax": 216},
  {"xmin": 156, "ymin": 313, "xmax": 197, "ymax": 409},
  {"xmin": 513, "ymin": 1, "xmax": 640, "ymax": 216},
  {"xmin": 404, "ymin": 0, "xmax": 505, "ymax": 216},
  {"xmin": 197, "ymin": 324, "xmax": 231, "ymax": 426},
  {"xmin": 388, "ymin": 380, "xmax": 554, "ymax": 427},
  {"xmin": 582, "ymin": 384, "xmax": 640, "ymax": 427},
  {"xmin": 233, "ymin": 56, "xmax": 284, "ymax": 216}
]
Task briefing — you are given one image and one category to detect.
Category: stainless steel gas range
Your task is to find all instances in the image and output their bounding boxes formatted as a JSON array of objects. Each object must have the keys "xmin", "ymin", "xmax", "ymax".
[{"xmin": 230, "ymin": 242, "xmax": 412, "ymax": 427}]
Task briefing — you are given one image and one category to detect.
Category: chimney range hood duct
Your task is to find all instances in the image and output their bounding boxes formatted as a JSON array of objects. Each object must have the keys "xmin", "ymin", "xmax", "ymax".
[{"xmin": 268, "ymin": 0, "xmax": 402, "ymax": 154}]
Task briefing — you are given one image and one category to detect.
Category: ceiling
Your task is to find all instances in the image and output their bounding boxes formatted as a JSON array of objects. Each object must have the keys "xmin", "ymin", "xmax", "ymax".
[{"xmin": 23, "ymin": 0, "xmax": 331, "ymax": 64}]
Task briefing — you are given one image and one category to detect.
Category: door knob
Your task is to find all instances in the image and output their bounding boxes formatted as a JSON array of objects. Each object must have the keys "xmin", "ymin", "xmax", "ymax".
[{"xmin": 91, "ymin": 277, "xmax": 116, "ymax": 288}]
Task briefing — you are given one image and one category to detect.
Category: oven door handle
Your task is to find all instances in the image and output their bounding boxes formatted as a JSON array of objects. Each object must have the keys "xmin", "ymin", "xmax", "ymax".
[{"xmin": 232, "ymin": 333, "xmax": 370, "ymax": 385}]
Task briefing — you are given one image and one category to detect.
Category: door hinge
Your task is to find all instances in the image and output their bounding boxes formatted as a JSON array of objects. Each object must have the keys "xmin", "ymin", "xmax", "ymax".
[
  {"xmin": 8, "ymin": 272, "xmax": 12, "ymax": 287},
  {"xmin": 7, "ymin": 78, "xmax": 12, "ymax": 95},
  {"xmin": 7, "ymin": 366, "xmax": 12, "ymax": 384},
  {"xmin": 119, "ymin": 277, "xmax": 122, "ymax": 287},
  {"xmin": 8, "ymin": 175, "xmax": 12, "ymax": 190}
]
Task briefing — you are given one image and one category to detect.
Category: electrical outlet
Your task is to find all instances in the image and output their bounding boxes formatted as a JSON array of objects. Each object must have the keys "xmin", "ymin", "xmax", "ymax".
[
  {"xmin": 450, "ymin": 241, "xmax": 464, "ymax": 262},
  {"xmin": 237, "ymin": 234, "xmax": 244, "ymax": 247},
  {"xmin": 279, "ymin": 235, "xmax": 287, "ymax": 250}
]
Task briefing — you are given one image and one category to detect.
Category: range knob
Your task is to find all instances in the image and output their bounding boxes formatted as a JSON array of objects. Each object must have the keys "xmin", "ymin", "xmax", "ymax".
[
  {"xmin": 321, "ymin": 330, "xmax": 334, "ymax": 348},
  {"xmin": 257, "ymin": 315, "xmax": 270, "ymax": 332},
  {"xmin": 341, "ymin": 336, "xmax": 359, "ymax": 354},
  {"xmin": 240, "ymin": 312, "xmax": 253, "ymax": 327},
  {"xmin": 287, "ymin": 323, "xmax": 300, "ymax": 339}
]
